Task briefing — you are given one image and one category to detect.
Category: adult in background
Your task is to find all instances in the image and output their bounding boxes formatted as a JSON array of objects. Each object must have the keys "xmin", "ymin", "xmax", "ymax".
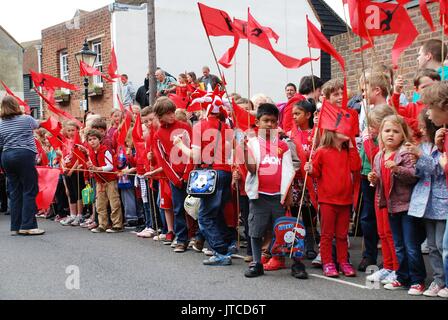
[
  {"xmin": 198, "ymin": 66, "xmax": 222, "ymax": 91},
  {"xmin": 155, "ymin": 69, "xmax": 176, "ymax": 97},
  {"xmin": 0, "ymin": 96, "xmax": 43, "ymax": 235},
  {"xmin": 277, "ymin": 83, "xmax": 297, "ymax": 126},
  {"xmin": 121, "ymin": 74, "xmax": 136, "ymax": 107}
]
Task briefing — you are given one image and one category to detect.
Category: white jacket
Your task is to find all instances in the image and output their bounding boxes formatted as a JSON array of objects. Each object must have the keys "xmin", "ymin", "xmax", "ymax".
[{"xmin": 244, "ymin": 136, "xmax": 295, "ymax": 205}]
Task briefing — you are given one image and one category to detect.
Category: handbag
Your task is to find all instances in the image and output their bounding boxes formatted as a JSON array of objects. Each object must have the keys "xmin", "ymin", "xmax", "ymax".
[
  {"xmin": 186, "ymin": 122, "xmax": 222, "ymax": 198},
  {"xmin": 82, "ymin": 184, "xmax": 95, "ymax": 205}
]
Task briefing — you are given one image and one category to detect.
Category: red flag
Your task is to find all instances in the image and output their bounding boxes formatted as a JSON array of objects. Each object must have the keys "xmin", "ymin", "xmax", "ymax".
[
  {"xmin": 46, "ymin": 88, "xmax": 56, "ymax": 105},
  {"xmin": 30, "ymin": 70, "xmax": 79, "ymax": 91},
  {"xmin": 80, "ymin": 61, "xmax": 115, "ymax": 83},
  {"xmin": 306, "ymin": 17, "xmax": 348, "ymax": 108},
  {"xmin": 231, "ymin": 99, "xmax": 256, "ymax": 131},
  {"xmin": 168, "ymin": 94, "xmax": 189, "ymax": 109},
  {"xmin": 117, "ymin": 111, "xmax": 132, "ymax": 149},
  {"xmin": 247, "ymin": 11, "xmax": 317, "ymax": 69},
  {"xmin": 108, "ymin": 45, "xmax": 121, "ymax": 79},
  {"xmin": 132, "ymin": 113, "xmax": 147, "ymax": 169},
  {"xmin": 1, "ymin": 81, "xmax": 32, "ymax": 114},
  {"xmin": 40, "ymin": 116, "xmax": 62, "ymax": 137},
  {"xmin": 198, "ymin": 2, "xmax": 235, "ymax": 37},
  {"xmin": 233, "ymin": 18, "xmax": 279, "ymax": 42},
  {"xmin": 218, "ymin": 34, "xmax": 241, "ymax": 68},
  {"xmin": 281, "ymin": 94, "xmax": 306, "ymax": 134},
  {"xmin": 36, "ymin": 167, "xmax": 61, "ymax": 210},
  {"xmin": 318, "ymin": 100, "xmax": 353, "ymax": 137},
  {"xmin": 34, "ymin": 88, "xmax": 84, "ymax": 129},
  {"xmin": 346, "ymin": 0, "xmax": 419, "ymax": 67}
]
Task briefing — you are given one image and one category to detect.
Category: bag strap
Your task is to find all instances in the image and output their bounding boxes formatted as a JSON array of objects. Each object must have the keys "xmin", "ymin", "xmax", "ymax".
[{"xmin": 207, "ymin": 121, "xmax": 222, "ymax": 169}]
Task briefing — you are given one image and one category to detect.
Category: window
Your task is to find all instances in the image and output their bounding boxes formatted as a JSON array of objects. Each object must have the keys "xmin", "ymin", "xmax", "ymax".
[
  {"xmin": 60, "ymin": 50, "xmax": 69, "ymax": 83},
  {"xmin": 92, "ymin": 41, "xmax": 102, "ymax": 86}
]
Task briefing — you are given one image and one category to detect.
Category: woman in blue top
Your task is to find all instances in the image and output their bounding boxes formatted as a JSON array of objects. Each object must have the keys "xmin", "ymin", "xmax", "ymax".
[{"xmin": 0, "ymin": 96, "xmax": 44, "ymax": 235}]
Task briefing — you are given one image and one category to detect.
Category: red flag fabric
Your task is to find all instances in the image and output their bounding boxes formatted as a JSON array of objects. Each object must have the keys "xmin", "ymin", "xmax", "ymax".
[
  {"xmin": 40, "ymin": 116, "xmax": 62, "ymax": 137},
  {"xmin": 318, "ymin": 100, "xmax": 353, "ymax": 137},
  {"xmin": 34, "ymin": 88, "xmax": 84, "ymax": 129},
  {"xmin": 36, "ymin": 167, "xmax": 61, "ymax": 210},
  {"xmin": 117, "ymin": 111, "xmax": 132, "ymax": 149},
  {"xmin": 108, "ymin": 45, "xmax": 121, "ymax": 79},
  {"xmin": 30, "ymin": 70, "xmax": 79, "ymax": 91},
  {"xmin": 281, "ymin": 94, "xmax": 307, "ymax": 134},
  {"xmin": 80, "ymin": 61, "xmax": 114, "ymax": 83},
  {"xmin": 247, "ymin": 11, "xmax": 317, "ymax": 69},
  {"xmin": 47, "ymin": 135, "xmax": 64, "ymax": 150},
  {"xmin": 168, "ymin": 94, "xmax": 189, "ymax": 109},
  {"xmin": 117, "ymin": 94, "xmax": 125, "ymax": 112},
  {"xmin": 419, "ymin": 0, "xmax": 436, "ymax": 31},
  {"xmin": 231, "ymin": 99, "xmax": 256, "ymax": 131},
  {"xmin": 46, "ymin": 88, "xmax": 56, "ymax": 106},
  {"xmin": 1, "ymin": 81, "xmax": 32, "ymax": 114},
  {"xmin": 346, "ymin": 0, "xmax": 419, "ymax": 67},
  {"xmin": 233, "ymin": 18, "xmax": 280, "ymax": 42},
  {"xmin": 306, "ymin": 17, "xmax": 348, "ymax": 108},
  {"xmin": 198, "ymin": 2, "xmax": 235, "ymax": 37},
  {"xmin": 132, "ymin": 113, "xmax": 147, "ymax": 170}
]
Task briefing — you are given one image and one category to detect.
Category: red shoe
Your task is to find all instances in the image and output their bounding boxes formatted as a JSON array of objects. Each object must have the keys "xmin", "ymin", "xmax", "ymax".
[
  {"xmin": 263, "ymin": 256, "xmax": 286, "ymax": 271},
  {"xmin": 261, "ymin": 255, "xmax": 271, "ymax": 265},
  {"xmin": 340, "ymin": 262, "xmax": 356, "ymax": 277},
  {"xmin": 323, "ymin": 263, "xmax": 339, "ymax": 278}
]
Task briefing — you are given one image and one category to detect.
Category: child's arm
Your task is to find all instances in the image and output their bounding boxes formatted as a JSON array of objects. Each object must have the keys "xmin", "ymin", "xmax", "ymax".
[
  {"xmin": 305, "ymin": 149, "xmax": 322, "ymax": 178},
  {"xmin": 349, "ymin": 142, "xmax": 362, "ymax": 172},
  {"xmin": 391, "ymin": 152, "xmax": 418, "ymax": 185},
  {"xmin": 243, "ymin": 138, "xmax": 257, "ymax": 175},
  {"xmin": 144, "ymin": 167, "xmax": 163, "ymax": 178}
]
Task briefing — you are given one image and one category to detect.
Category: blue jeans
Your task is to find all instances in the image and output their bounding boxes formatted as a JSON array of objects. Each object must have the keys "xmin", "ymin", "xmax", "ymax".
[
  {"xmin": 1, "ymin": 149, "xmax": 38, "ymax": 231},
  {"xmin": 389, "ymin": 212, "xmax": 426, "ymax": 285},
  {"xmin": 169, "ymin": 182, "xmax": 189, "ymax": 244},
  {"xmin": 443, "ymin": 219, "xmax": 448, "ymax": 286},
  {"xmin": 198, "ymin": 170, "xmax": 232, "ymax": 255},
  {"xmin": 360, "ymin": 178, "xmax": 378, "ymax": 262}
]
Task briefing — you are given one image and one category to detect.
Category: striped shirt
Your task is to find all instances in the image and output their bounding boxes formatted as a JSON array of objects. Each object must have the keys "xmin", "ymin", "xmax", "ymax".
[{"xmin": 0, "ymin": 115, "xmax": 39, "ymax": 153}]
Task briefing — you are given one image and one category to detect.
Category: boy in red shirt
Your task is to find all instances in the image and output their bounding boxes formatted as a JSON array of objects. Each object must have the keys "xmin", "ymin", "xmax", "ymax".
[
  {"xmin": 243, "ymin": 103, "xmax": 297, "ymax": 278},
  {"xmin": 85, "ymin": 129, "xmax": 123, "ymax": 233},
  {"xmin": 152, "ymin": 97, "xmax": 193, "ymax": 253}
]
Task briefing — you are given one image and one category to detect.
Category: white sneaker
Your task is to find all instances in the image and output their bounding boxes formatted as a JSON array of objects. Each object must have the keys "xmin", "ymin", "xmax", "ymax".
[
  {"xmin": 366, "ymin": 268, "xmax": 392, "ymax": 282},
  {"xmin": 70, "ymin": 215, "xmax": 81, "ymax": 226},
  {"xmin": 153, "ymin": 234, "xmax": 166, "ymax": 241},
  {"xmin": 421, "ymin": 239, "xmax": 430, "ymax": 255},
  {"xmin": 137, "ymin": 228, "xmax": 156, "ymax": 238},
  {"xmin": 381, "ymin": 270, "xmax": 397, "ymax": 284},
  {"xmin": 202, "ymin": 248, "xmax": 214, "ymax": 256},
  {"xmin": 408, "ymin": 284, "xmax": 425, "ymax": 296},
  {"xmin": 60, "ymin": 215, "xmax": 75, "ymax": 226},
  {"xmin": 437, "ymin": 287, "xmax": 448, "ymax": 298},
  {"xmin": 312, "ymin": 253, "xmax": 322, "ymax": 267},
  {"xmin": 423, "ymin": 282, "xmax": 444, "ymax": 297},
  {"xmin": 170, "ymin": 239, "xmax": 178, "ymax": 248}
]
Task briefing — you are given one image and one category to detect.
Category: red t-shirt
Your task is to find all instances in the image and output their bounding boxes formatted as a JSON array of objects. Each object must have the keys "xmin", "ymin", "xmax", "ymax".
[
  {"xmin": 257, "ymin": 136, "xmax": 289, "ymax": 195},
  {"xmin": 381, "ymin": 152, "xmax": 395, "ymax": 207},
  {"xmin": 176, "ymin": 86, "xmax": 188, "ymax": 98},
  {"xmin": 192, "ymin": 117, "xmax": 232, "ymax": 172}
]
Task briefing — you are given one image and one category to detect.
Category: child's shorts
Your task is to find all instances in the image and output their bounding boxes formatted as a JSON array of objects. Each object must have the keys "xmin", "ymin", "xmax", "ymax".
[
  {"xmin": 248, "ymin": 194, "xmax": 285, "ymax": 238},
  {"xmin": 159, "ymin": 179, "xmax": 173, "ymax": 210}
]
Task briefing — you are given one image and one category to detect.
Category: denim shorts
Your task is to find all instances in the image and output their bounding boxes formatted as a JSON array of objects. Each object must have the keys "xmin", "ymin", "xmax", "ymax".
[{"xmin": 248, "ymin": 194, "xmax": 285, "ymax": 238}]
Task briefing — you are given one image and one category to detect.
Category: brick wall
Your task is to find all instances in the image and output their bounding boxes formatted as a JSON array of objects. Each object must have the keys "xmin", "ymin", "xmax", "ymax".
[
  {"xmin": 41, "ymin": 6, "xmax": 113, "ymax": 120},
  {"xmin": 331, "ymin": 2, "xmax": 444, "ymax": 98}
]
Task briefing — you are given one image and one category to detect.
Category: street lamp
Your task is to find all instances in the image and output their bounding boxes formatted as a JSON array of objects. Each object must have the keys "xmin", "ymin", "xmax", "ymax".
[{"xmin": 75, "ymin": 39, "xmax": 97, "ymax": 114}]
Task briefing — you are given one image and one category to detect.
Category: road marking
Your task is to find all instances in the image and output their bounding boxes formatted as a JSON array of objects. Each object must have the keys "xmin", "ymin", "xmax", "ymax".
[{"xmin": 308, "ymin": 273, "xmax": 369, "ymax": 290}]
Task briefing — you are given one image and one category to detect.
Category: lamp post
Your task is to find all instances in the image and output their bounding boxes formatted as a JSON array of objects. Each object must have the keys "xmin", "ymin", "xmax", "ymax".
[{"xmin": 75, "ymin": 39, "xmax": 98, "ymax": 114}]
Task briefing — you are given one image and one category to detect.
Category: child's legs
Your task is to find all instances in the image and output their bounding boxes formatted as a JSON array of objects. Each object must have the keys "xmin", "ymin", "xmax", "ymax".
[
  {"xmin": 443, "ymin": 219, "xmax": 448, "ymax": 287},
  {"xmin": 240, "ymin": 195, "xmax": 252, "ymax": 256},
  {"xmin": 389, "ymin": 213, "xmax": 410, "ymax": 285},
  {"xmin": 121, "ymin": 188, "xmax": 137, "ymax": 222},
  {"xmin": 95, "ymin": 183, "xmax": 108, "ymax": 229},
  {"xmin": 376, "ymin": 202, "xmax": 398, "ymax": 270},
  {"xmin": 106, "ymin": 181, "xmax": 123, "ymax": 229},
  {"xmin": 334, "ymin": 205, "xmax": 351, "ymax": 264},
  {"xmin": 402, "ymin": 214, "xmax": 426, "ymax": 285},
  {"xmin": 360, "ymin": 179, "xmax": 378, "ymax": 262},
  {"xmin": 319, "ymin": 203, "xmax": 338, "ymax": 265},
  {"xmin": 425, "ymin": 219, "xmax": 446, "ymax": 287}
]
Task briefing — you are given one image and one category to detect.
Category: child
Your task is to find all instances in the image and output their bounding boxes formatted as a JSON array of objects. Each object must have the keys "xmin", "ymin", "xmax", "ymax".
[
  {"xmin": 243, "ymin": 103, "xmax": 297, "ymax": 278},
  {"xmin": 86, "ymin": 129, "xmax": 123, "ymax": 233},
  {"xmin": 59, "ymin": 121, "xmax": 86, "ymax": 227},
  {"xmin": 175, "ymin": 73, "xmax": 189, "ymax": 99},
  {"xmin": 367, "ymin": 115, "xmax": 425, "ymax": 295},
  {"xmin": 289, "ymin": 99, "xmax": 319, "ymax": 260},
  {"xmin": 406, "ymin": 109, "xmax": 447, "ymax": 297},
  {"xmin": 363, "ymin": 105, "xmax": 399, "ymax": 284},
  {"xmin": 305, "ymin": 128, "xmax": 361, "ymax": 278},
  {"xmin": 91, "ymin": 118, "xmax": 114, "ymax": 152},
  {"xmin": 152, "ymin": 97, "xmax": 193, "ymax": 252},
  {"xmin": 421, "ymin": 82, "xmax": 448, "ymax": 298}
]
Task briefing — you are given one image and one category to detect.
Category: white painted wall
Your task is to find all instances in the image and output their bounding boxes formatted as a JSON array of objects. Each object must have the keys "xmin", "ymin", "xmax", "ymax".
[
  {"xmin": 111, "ymin": 3, "xmax": 149, "ymax": 108},
  {"xmin": 110, "ymin": 0, "xmax": 321, "ymax": 105}
]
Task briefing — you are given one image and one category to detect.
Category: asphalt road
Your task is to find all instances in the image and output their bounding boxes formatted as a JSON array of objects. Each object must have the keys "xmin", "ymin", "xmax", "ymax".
[{"xmin": 0, "ymin": 214, "xmax": 443, "ymax": 300}]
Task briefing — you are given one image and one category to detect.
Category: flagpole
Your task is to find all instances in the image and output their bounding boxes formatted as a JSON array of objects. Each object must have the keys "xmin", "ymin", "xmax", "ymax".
[
  {"xmin": 247, "ymin": 7, "xmax": 251, "ymax": 102},
  {"xmin": 442, "ymin": 15, "xmax": 446, "ymax": 80},
  {"xmin": 234, "ymin": 51, "xmax": 237, "ymax": 94},
  {"xmin": 289, "ymin": 47, "xmax": 319, "ymax": 259}
]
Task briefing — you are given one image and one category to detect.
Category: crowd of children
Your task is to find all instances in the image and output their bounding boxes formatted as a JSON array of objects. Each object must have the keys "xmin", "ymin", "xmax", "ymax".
[{"xmin": 7, "ymin": 38, "xmax": 448, "ymax": 299}]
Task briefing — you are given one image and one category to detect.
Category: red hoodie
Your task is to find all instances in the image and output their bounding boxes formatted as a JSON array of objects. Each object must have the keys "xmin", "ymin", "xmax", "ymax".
[
  {"xmin": 153, "ymin": 120, "xmax": 193, "ymax": 188},
  {"xmin": 311, "ymin": 146, "xmax": 361, "ymax": 205}
]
